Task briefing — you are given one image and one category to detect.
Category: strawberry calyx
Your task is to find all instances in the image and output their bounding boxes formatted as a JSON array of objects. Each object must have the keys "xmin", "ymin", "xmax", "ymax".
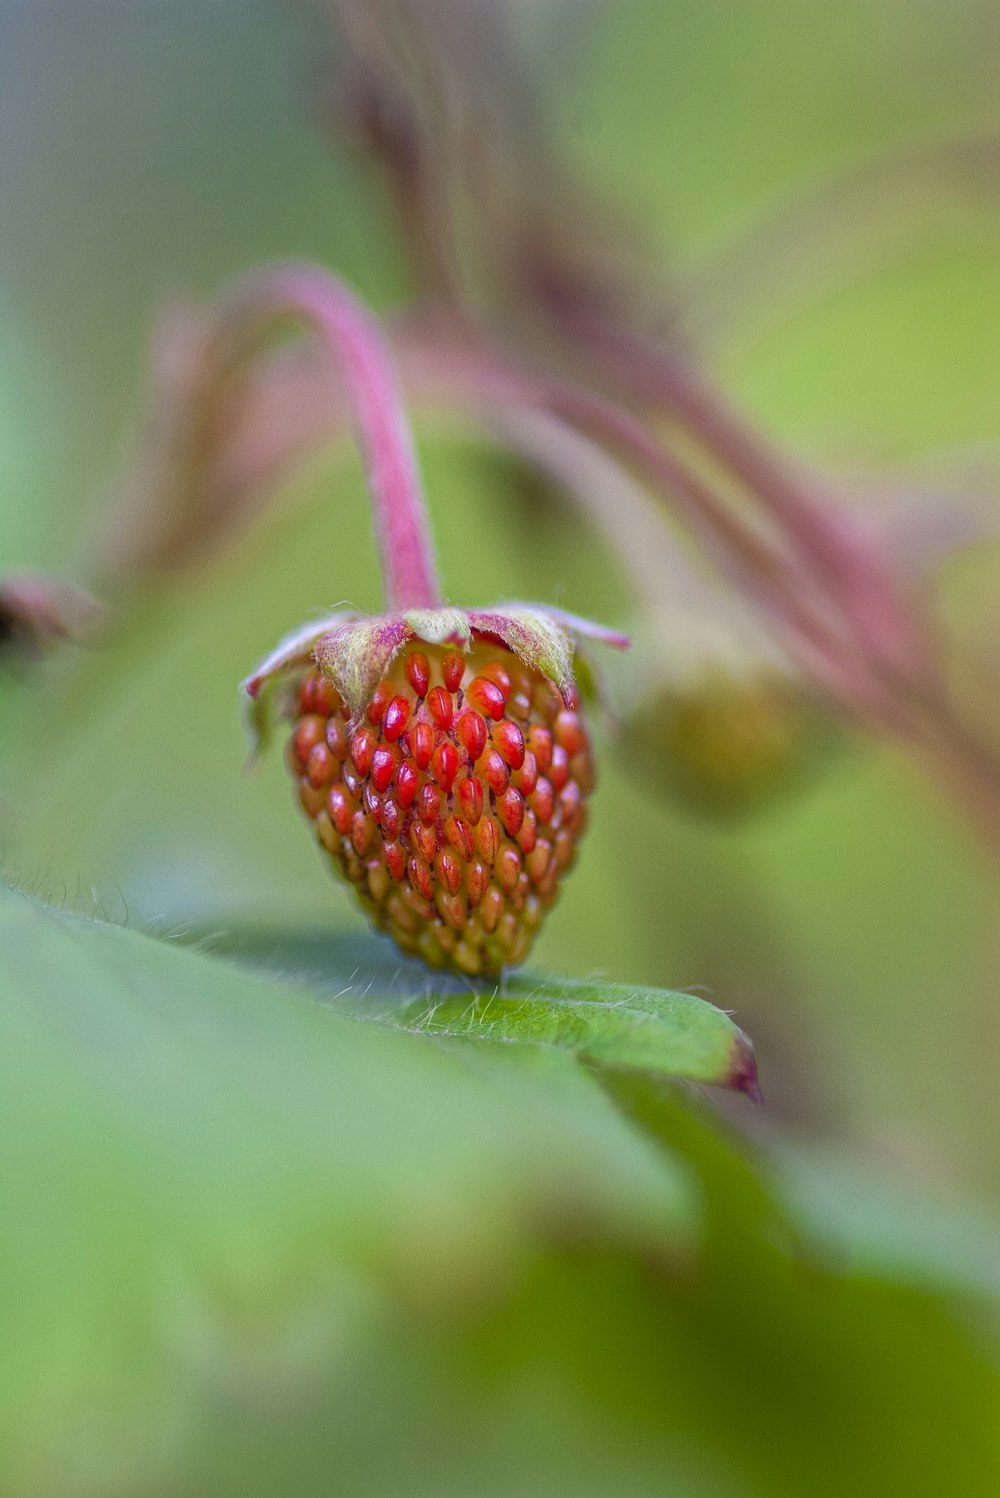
[{"xmin": 243, "ymin": 603, "xmax": 628, "ymax": 757}]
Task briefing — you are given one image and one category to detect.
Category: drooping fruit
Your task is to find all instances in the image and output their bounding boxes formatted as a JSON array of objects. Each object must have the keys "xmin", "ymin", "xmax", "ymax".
[{"xmin": 235, "ymin": 271, "xmax": 626, "ymax": 976}]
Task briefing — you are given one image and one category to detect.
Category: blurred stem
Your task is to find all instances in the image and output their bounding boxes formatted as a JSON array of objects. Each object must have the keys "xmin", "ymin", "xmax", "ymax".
[
  {"xmin": 533, "ymin": 307, "xmax": 932, "ymax": 686},
  {"xmin": 685, "ymin": 133, "xmax": 1000, "ymax": 347},
  {"xmin": 397, "ymin": 331, "xmax": 868, "ymax": 696},
  {"xmin": 220, "ymin": 263, "xmax": 441, "ymax": 613},
  {"xmin": 332, "ymin": 57, "xmax": 466, "ymax": 313},
  {"xmin": 483, "ymin": 406, "xmax": 707, "ymax": 624}
]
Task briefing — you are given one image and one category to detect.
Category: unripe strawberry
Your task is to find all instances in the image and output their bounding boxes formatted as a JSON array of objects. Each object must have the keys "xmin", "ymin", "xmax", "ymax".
[
  {"xmin": 245, "ymin": 607, "xmax": 618, "ymax": 976},
  {"xmin": 626, "ymin": 667, "xmax": 834, "ymax": 820}
]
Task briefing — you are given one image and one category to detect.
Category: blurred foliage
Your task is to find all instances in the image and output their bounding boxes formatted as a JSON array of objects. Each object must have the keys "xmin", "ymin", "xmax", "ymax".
[
  {"xmin": 0, "ymin": 881, "xmax": 997, "ymax": 1497},
  {"xmin": 1, "ymin": 0, "xmax": 999, "ymax": 1492},
  {"xmin": 625, "ymin": 669, "xmax": 838, "ymax": 820}
]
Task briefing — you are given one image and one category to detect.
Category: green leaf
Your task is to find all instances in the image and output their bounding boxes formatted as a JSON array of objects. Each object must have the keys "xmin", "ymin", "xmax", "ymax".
[
  {"xmin": 214, "ymin": 929, "xmax": 759, "ymax": 1096},
  {"xmin": 0, "ymin": 886, "xmax": 997, "ymax": 1497}
]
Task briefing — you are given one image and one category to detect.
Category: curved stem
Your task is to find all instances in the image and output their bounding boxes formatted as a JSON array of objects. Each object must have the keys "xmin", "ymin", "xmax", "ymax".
[{"xmin": 220, "ymin": 262, "xmax": 441, "ymax": 612}]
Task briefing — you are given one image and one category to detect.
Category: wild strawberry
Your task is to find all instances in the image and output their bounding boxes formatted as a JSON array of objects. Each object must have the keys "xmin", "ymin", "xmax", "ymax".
[
  {"xmin": 245, "ymin": 608, "xmax": 624, "ymax": 977},
  {"xmin": 238, "ymin": 270, "xmax": 627, "ymax": 974}
]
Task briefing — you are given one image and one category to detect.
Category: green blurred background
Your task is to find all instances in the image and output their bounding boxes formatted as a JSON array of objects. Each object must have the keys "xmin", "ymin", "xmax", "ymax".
[
  {"xmin": 1, "ymin": 2, "xmax": 999, "ymax": 1492},
  {"xmin": 3, "ymin": 0, "xmax": 998, "ymax": 1189}
]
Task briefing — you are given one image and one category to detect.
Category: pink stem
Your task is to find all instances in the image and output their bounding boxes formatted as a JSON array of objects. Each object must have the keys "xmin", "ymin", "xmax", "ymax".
[
  {"xmin": 537, "ymin": 306, "xmax": 931, "ymax": 683},
  {"xmin": 220, "ymin": 262, "xmax": 441, "ymax": 612}
]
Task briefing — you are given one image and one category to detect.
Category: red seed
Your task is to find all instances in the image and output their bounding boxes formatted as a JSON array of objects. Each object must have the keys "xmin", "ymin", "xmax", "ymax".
[
  {"xmin": 480, "ymin": 886, "xmax": 504, "ymax": 933},
  {"xmin": 325, "ymin": 717, "xmax": 349, "ymax": 759},
  {"xmin": 366, "ymin": 680, "xmax": 391, "ymax": 727},
  {"xmin": 418, "ymin": 781, "xmax": 443, "ymax": 826},
  {"xmin": 442, "ymin": 652, "xmax": 465, "ymax": 693},
  {"xmin": 413, "ymin": 819, "xmax": 438, "ymax": 863},
  {"xmin": 432, "ymin": 740, "xmax": 460, "ymax": 792},
  {"xmin": 444, "ymin": 814, "xmax": 475, "ymax": 861},
  {"xmin": 363, "ymin": 782, "xmax": 383, "ymax": 821},
  {"xmin": 482, "ymin": 749, "xmax": 510, "ymax": 795},
  {"xmin": 493, "ymin": 720, "xmax": 525, "ymax": 770},
  {"xmin": 559, "ymin": 781, "xmax": 582, "ymax": 827},
  {"xmin": 550, "ymin": 744, "xmax": 570, "ymax": 791},
  {"xmin": 313, "ymin": 675, "xmax": 340, "ymax": 717},
  {"xmin": 476, "ymin": 816, "xmax": 500, "ymax": 865},
  {"xmin": 446, "ymin": 814, "xmax": 476, "ymax": 862},
  {"xmin": 467, "ymin": 676, "xmax": 506, "ymax": 721},
  {"xmin": 532, "ymin": 777, "xmax": 555, "ymax": 824},
  {"xmin": 456, "ymin": 776, "xmax": 485, "ymax": 826},
  {"xmin": 405, "ymin": 650, "xmax": 430, "ymax": 697},
  {"xmin": 342, "ymin": 762, "xmax": 363, "ymax": 798},
  {"xmin": 526, "ymin": 839, "xmax": 552, "ymax": 885},
  {"xmin": 435, "ymin": 849, "xmax": 463, "ymax": 895},
  {"xmin": 514, "ymin": 750, "xmax": 538, "ymax": 797},
  {"xmin": 395, "ymin": 761, "xmax": 419, "ymax": 809},
  {"xmin": 292, "ymin": 716, "xmax": 325, "ymax": 771},
  {"xmin": 381, "ymin": 798, "xmax": 402, "ymax": 840},
  {"xmin": 366, "ymin": 859, "xmax": 391, "ymax": 905},
  {"xmin": 315, "ymin": 811, "xmax": 338, "ymax": 854},
  {"xmin": 496, "ymin": 846, "xmax": 522, "ymax": 893},
  {"xmin": 466, "ymin": 860, "xmax": 488, "ymax": 906},
  {"xmin": 526, "ymin": 725, "xmax": 553, "ymax": 773},
  {"xmin": 382, "ymin": 695, "xmax": 411, "ymax": 742},
  {"xmin": 498, "ymin": 788, "xmax": 525, "ymax": 837},
  {"xmin": 408, "ymin": 854, "xmax": 434, "ymax": 901},
  {"xmin": 299, "ymin": 675, "xmax": 318, "ymax": 714},
  {"xmin": 371, "ymin": 746, "xmax": 397, "ymax": 794},
  {"xmin": 427, "ymin": 686, "xmax": 454, "ymax": 732},
  {"xmin": 306, "ymin": 742, "xmax": 334, "ymax": 789},
  {"xmin": 299, "ymin": 779, "xmax": 325, "ymax": 817},
  {"xmin": 436, "ymin": 889, "xmax": 468, "ymax": 931},
  {"xmin": 384, "ymin": 841, "xmax": 407, "ymax": 883},
  {"xmin": 480, "ymin": 661, "xmax": 511, "ymax": 701},
  {"xmin": 350, "ymin": 727, "xmax": 376, "ymax": 776},
  {"xmin": 327, "ymin": 786, "xmax": 353, "ymax": 835},
  {"xmin": 411, "ymin": 721, "xmax": 434, "ymax": 771},
  {"xmin": 535, "ymin": 860, "xmax": 559, "ymax": 902},
  {"xmin": 510, "ymin": 691, "xmax": 532, "ymax": 721},
  {"xmin": 554, "ymin": 709, "xmax": 584, "ymax": 755},
  {"xmin": 352, "ymin": 812, "xmax": 375, "ymax": 857},
  {"xmin": 456, "ymin": 709, "xmax": 488, "ymax": 761},
  {"xmin": 516, "ymin": 807, "xmax": 538, "ymax": 855},
  {"xmin": 554, "ymin": 828, "xmax": 576, "ymax": 871}
]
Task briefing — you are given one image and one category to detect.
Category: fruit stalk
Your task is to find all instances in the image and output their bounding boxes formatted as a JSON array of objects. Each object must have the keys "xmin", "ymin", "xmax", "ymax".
[{"xmin": 221, "ymin": 262, "xmax": 441, "ymax": 612}]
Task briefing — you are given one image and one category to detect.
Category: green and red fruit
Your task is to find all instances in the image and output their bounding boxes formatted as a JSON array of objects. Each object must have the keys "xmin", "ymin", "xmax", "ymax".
[{"xmin": 244, "ymin": 604, "xmax": 621, "ymax": 976}]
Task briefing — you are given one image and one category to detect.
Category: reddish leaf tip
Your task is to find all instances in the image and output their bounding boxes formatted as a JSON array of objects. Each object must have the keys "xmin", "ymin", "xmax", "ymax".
[{"xmin": 728, "ymin": 1034, "xmax": 762, "ymax": 1105}]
